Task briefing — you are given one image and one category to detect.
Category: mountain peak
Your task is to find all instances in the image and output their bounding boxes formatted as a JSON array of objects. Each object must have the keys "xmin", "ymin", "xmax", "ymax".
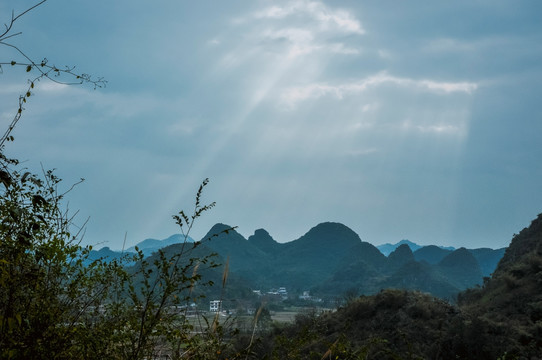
[
  {"xmin": 495, "ymin": 213, "xmax": 542, "ymax": 274},
  {"xmin": 201, "ymin": 223, "xmax": 239, "ymax": 241},
  {"xmin": 414, "ymin": 245, "xmax": 452, "ymax": 264},
  {"xmin": 248, "ymin": 228, "xmax": 279, "ymax": 254},
  {"xmin": 387, "ymin": 243, "xmax": 415, "ymax": 269},
  {"xmin": 438, "ymin": 247, "xmax": 482, "ymax": 288},
  {"xmin": 377, "ymin": 239, "xmax": 421, "ymax": 256},
  {"xmin": 439, "ymin": 247, "xmax": 478, "ymax": 268},
  {"xmin": 253, "ymin": 228, "xmax": 271, "ymax": 238},
  {"xmin": 389, "ymin": 243, "xmax": 414, "ymax": 258},
  {"xmin": 126, "ymin": 234, "xmax": 193, "ymax": 254},
  {"xmin": 300, "ymin": 222, "xmax": 362, "ymax": 247}
]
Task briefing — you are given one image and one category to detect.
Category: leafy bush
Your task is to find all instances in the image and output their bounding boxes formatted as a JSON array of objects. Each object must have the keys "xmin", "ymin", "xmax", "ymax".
[{"xmin": 0, "ymin": 159, "xmax": 234, "ymax": 359}]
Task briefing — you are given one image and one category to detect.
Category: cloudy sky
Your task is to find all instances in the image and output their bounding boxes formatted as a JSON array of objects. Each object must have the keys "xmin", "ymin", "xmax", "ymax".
[{"xmin": 1, "ymin": 0, "xmax": 541, "ymax": 249}]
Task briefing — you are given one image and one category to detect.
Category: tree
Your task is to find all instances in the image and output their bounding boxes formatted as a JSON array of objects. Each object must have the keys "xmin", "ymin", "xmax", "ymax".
[
  {"xmin": 0, "ymin": 4, "xmax": 110, "ymax": 356},
  {"xmin": 0, "ymin": 3, "xmax": 245, "ymax": 359},
  {"xmin": 0, "ymin": 163, "xmax": 226, "ymax": 359}
]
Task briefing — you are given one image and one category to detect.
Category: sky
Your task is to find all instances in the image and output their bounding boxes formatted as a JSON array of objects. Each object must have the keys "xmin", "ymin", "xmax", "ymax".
[{"xmin": 1, "ymin": 0, "xmax": 541, "ymax": 250}]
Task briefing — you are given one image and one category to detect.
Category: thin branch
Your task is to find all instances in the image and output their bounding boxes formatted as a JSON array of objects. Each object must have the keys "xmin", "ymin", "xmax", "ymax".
[
  {"xmin": 0, "ymin": 1, "xmax": 47, "ymax": 40},
  {"xmin": 0, "ymin": 32, "xmax": 22, "ymax": 42},
  {"xmin": 0, "ymin": 2, "xmax": 106, "ymax": 147},
  {"xmin": 10, "ymin": 1, "xmax": 47, "ymax": 26}
]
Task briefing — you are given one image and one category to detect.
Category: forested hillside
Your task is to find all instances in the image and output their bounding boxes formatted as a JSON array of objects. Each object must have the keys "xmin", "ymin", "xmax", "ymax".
[
  {"xmin": 249, "ymin": 213, "xmax": 542, "ymax": 359},
  {"xmin": 175, "ymin": 222, "xmax": 505, "ymax": 301}
]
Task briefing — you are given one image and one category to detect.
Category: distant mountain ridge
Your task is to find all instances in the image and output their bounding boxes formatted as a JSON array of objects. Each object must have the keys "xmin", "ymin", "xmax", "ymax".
[
  {"xmin": 89, "ymin": 234, "xmax": 194, "ymax": 261},
  {"xmin": 90, "ymin": 222, "xmax": 506, "ymax": 300},
  {"xmin": 378, "ymin": 239, "xmax": 455, "ymax": 256},
  {"xmin": 192, "ymin": 222, "xmax": 505, "ymax": 301},
  {"xmin": 126, "ymin": 234, "xmax": 194, "ymax": 254}
]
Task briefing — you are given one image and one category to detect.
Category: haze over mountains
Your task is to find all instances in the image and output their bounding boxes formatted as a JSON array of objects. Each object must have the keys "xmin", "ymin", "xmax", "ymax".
[
  {"xmin": 377, "ymin": 239, "xmax": 455, "ymax": 256},
  {"xmin": 92, "ymin": 222, "xmax": 505, "ymax": 301}
]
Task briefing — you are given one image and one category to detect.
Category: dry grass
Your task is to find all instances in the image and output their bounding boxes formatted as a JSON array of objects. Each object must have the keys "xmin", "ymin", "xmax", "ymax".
[{"xmin": 270, "ymin": 311, "xmax": 297, "ymax": 323}]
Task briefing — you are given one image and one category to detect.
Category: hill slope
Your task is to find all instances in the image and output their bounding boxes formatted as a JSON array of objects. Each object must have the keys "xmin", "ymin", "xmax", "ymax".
[
  {"xmin": 257, "ymin": 213, "xmax": 542, "ymax": 359},
  {"xmin": 459, "ymin": 213, "xmax": 542, "ymax": 356}
]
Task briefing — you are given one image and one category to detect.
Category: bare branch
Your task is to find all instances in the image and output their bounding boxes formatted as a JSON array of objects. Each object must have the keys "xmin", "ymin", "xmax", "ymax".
[
  {"xmin": 0, "ymin": 1, "xmax": 106, "ymax": 147},
  {"xmin": 0, "ymin": 1, "xmax": 47, "ymax": 40}
]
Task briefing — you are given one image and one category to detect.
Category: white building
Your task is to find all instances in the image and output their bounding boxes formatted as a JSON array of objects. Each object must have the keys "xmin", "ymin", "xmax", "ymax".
[
  {"xmin": 277, "ymin": 287, "xmax": 288, "ymax": 300},
  {"xmin": 209, "ymin": 300, "xmax": 222, "ymax": 312}
]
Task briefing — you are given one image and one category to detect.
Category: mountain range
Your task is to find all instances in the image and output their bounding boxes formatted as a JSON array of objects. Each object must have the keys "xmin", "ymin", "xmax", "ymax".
[
  {"xmin": 91, "ymin": 222, "xmax": 505, "ymax": 301},
  {"xmin": 88, "ymin": 234, "xmax": 194, "ymax": 262},
  {"xmin": 257, "ymin": 213, "xmax": 542, "ymax": 359},
  {"xmin": 125, "ymin": 234, "xmax": 194, "ymax": 254},
  {"xmin": 377, "ymin": 239, "xmax": 455, "ymax": 256}
]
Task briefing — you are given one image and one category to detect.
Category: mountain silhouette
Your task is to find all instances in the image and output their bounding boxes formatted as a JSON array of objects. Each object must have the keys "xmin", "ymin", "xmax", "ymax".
[
  {"xmin": 413, "ymin": 245, "xmax": 452, "ymax": 264},
  {"xmin": 377, "ymin": 239, "xmax": 422, "ymax": 256},
  {"xmin": 90, "ymin": 221, "xmax": 506, "ymax": 302},
  {"xmin": 437, "ymin": 247, "xmax": 483, "ymax": 289},
  {"xmin": 126, "ymin": 234, "xmax": 194, "ymax": 255},
  {"xmin": 247, "ymin": 228, "xmax": 280, "ymax": 254},
  {"xmin": 387, "ymin": 243, "xmax": 415, "ymax": 271}
]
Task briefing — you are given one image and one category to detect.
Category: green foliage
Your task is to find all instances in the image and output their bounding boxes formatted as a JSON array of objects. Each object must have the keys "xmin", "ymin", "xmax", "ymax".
[
  {"xmin": 0, "ymin": 4, "xmax": 254, "ymax": 357},
  {"xmin": 458, "ymin": 213, "xmax": 542, "ymax": 358},
  {"xmin": 0, "ymin": 165, "xmax": 112, "ymax": 359},
  {"xmin": 0, "ymin": 160, "xmax": 244, "ymax": 359}
]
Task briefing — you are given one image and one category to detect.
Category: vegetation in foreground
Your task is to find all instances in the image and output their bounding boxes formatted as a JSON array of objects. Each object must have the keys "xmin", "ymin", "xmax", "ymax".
[{"xmin": 0, "ymin": 161, "xmax": 239, "ymax": 359}]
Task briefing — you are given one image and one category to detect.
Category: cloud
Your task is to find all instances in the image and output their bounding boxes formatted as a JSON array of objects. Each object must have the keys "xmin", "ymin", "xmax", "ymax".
[
  {"xmin": 329, "ymin": 43, "xmax": 360, "ymax": 55},
  {"xmin": 400, "ymin": 119, "xmax": 467, "ymax": 136},
  {"xmin": 254, "ymin": 0, "xmax": 364, "ymax": 34},
  {"xmin": 225, "ymin": 0, "xmax": 364, "ymax": 63},
  {"xmin": 262, "ymin": 27, "xmax": 314, "ymax": 44},
  {"xmin": 418, "ymin": 79, "xmax": 477, "ymax": 93},
  {"xmin": 280, "ymin": 72, "xmax": 478, "ymax": 107},
  {"xmin": 254, "ymin": 5, "xmax": 292, "ymax": 19},
  {"xmin": 259, "ymin": 27, "xmax": 359, "ymax": 58}
]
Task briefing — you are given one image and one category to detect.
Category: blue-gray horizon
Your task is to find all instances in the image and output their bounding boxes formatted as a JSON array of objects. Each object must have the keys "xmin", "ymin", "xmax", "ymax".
[{"xmin": 1, "ymin": 0, "xmax": 541, "ymax": 250}]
